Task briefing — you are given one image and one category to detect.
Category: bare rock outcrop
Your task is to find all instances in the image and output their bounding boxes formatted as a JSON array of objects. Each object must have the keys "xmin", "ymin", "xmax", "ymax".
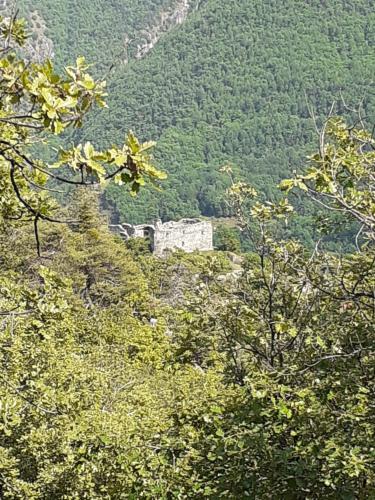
[
  {"xmin": 134, "ymin": 0, "xmax": 190, "ymax": 60},
  {"xmin": 0, "ymin": 2, "xmax": 54, "ymax": 62}
]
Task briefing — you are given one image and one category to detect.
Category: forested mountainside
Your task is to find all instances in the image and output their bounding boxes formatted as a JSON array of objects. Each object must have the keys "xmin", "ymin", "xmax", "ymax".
[
  {"xmin": 14, "ymin": 0, "xmax": 375, "ymax": 235},
  {"xmin": 98, "ymin": 0, "xmax": 375, "ymax": 231}
]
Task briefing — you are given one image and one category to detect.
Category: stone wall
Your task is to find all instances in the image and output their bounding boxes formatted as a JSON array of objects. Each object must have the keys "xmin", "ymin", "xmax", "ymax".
[
  {"xmin": 109, "ymin": 218, "xmax": 213, "ymax": 255},
  {"xmin": 153, "ymin": 219, "xmax": 213, "ymax": 255}
]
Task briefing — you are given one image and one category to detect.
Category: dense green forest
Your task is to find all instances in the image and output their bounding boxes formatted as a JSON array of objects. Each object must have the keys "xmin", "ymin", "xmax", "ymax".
[
  {"xmin": 15, "ymin": 0, "xmax": 375, "ymax": 241},
  {"xmin": 0, "ymin": 7, "xmax": 374, "ymax": 499}
]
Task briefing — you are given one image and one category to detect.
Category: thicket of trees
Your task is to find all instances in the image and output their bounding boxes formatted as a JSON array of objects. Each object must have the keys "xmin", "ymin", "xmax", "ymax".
[{"xmin": 0, "ymin": 12, "xmax": 374, "ymax": 499}]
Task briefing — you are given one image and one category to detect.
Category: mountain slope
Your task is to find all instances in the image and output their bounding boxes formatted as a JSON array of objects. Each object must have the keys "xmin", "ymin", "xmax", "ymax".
[
  {"xmin": 16, "ymin": 0, "xmax": 375, "ymax": 230},
  {"xmin": 83, "ymin": 0, "xmax": 375, "ymax": 225}
]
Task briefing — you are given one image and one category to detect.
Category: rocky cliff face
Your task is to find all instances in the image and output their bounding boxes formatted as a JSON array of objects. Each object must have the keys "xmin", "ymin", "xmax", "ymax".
[
  {"xmin": 0, "ymin": 0, "xmax": 53, "ymax": 62},
  {"xmin": 132, "ymin": 0, "xmax": 191, "ymax": 60},
  {"xmin": 23, "ymin": 10, "xmax": 54, "ymax": 62}
]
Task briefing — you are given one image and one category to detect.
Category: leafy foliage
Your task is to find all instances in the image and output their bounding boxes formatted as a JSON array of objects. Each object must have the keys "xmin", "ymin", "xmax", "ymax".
[{"xmin": 0, "ymin": 12, "xmax": 164, "ymax": 255}]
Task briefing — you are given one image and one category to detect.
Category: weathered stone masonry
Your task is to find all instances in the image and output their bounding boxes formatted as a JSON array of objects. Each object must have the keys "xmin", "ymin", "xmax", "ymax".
[{"xmin": 110, "ymin": 218, "xmax": 213, "ymax": 255}]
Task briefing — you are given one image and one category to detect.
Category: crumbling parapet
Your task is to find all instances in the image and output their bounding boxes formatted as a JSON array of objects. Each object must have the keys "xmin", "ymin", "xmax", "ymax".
[
  {"xmin": 110, "ymin": 218, "xmax": 213, "ymax": 254},
  {"xmin": 153, "ymin": 218, "xmax": 213, "ymax": 255}
]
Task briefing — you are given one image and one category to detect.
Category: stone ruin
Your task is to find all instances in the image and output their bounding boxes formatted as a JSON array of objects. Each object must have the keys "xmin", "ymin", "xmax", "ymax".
[{"xmin": 110, "ymin": 218, "xmax": 213, "ymax": 255}]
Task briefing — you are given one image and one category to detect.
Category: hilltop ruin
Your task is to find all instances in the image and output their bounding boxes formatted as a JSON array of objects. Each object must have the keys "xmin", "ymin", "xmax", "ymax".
[{"xmin": 110, "ymin": 218, "xmax": 213, "ymax": 255}]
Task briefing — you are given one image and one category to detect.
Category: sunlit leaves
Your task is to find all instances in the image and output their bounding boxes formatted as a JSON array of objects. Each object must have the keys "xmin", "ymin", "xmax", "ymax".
[
  {"xmin": 0, "ymin": 15, "xmax": 166, "ymax": 252},
  {"xmin": 52, "ymin": 131, "xmax": 166, "ymax": 191},
  {"xmin": 284, "ymin": 118, "xmax": 375, "ymax": 236},
  {"xmin": 0, "ymin": 15, "xmax": 27, "ymax": 46},
  {"xmin": 250, "ymin": 198, "xmax": 294, "ymax": 222}
]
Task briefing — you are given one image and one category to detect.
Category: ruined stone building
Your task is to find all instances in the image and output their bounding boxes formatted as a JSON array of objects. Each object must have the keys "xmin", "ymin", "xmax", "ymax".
[{"xmin": 110, "ymin": 218, "xmax": 213, "ymax": 255}]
